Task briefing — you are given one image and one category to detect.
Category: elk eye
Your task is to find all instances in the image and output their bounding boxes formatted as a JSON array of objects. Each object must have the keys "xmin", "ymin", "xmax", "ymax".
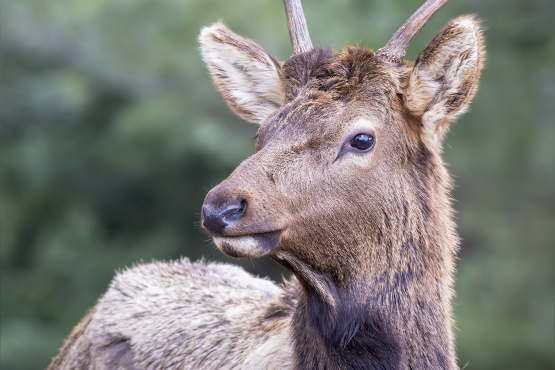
[{"xmin": 351, "ymin": 134, "xmax": 374, "ymax": 151}]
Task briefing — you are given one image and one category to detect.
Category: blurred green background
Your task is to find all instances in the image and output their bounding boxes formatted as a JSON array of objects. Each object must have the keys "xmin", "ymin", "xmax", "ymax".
[{"xmin": 0, "ymin": 0, "xmax": 553, "ymax": 369}]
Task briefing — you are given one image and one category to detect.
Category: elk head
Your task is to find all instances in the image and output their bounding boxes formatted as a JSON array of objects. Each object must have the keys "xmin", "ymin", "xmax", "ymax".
[{"xmin": 200, "ymin": 0, "xmax": 484, "ymax": 301}]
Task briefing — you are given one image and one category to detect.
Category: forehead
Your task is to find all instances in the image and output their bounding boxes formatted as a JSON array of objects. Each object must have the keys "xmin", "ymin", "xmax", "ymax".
[{"xmin": 258, "ymin": 47, "xmax": 400, "ymax": 144}]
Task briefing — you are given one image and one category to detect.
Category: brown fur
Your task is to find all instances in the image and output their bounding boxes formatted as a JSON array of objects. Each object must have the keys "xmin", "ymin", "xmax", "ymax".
[{"xmin": 50, "ymin": 13, "xmax": 485, "ymax": 370}]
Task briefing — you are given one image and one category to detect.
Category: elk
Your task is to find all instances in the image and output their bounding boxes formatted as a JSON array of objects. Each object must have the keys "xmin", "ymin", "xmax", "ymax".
[{"xmin": 49, "ymin": 0, "xmax": 485, "ymax": 368}]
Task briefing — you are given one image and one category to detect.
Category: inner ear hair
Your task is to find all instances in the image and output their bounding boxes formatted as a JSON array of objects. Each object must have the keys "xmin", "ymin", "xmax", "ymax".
[
  {"xmin": 199, "ymin": 22, "xmax": 286, "ymax": 124},
  {"xmin": 404, "ymin": 15, "xmax": 485, "ymax": 150}
]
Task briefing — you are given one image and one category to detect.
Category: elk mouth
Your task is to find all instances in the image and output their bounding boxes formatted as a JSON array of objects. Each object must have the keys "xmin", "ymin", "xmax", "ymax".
[{"xmin": 212, "ymin": 230, "xmax": 282, "ymax": 258}]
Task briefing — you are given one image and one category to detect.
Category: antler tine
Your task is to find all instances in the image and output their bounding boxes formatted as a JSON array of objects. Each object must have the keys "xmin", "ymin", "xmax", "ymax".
[
  {"xmin": 377, "ymin": 0, "xmax": 450, "ymax": 64},
  {"xmin": 283, "ymin": 0, "xmax": 313, "ymax": 55}
]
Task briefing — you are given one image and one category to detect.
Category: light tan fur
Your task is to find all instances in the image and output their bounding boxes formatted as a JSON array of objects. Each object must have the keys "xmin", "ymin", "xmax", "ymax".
[
  {"xmin": 49, "ymin": 259, "xmax": 294, "ymax": 370},
  {"xmin": 199, "ymin": 22, "xmax": 285, "ymax": 124},
  {"xmin": 404, "ymin": 16, "xmax": 485, "ymax": 151}
]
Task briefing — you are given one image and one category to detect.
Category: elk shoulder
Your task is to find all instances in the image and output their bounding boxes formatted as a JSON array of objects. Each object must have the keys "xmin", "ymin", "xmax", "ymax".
[{"xmin": 48, "ymin": 259, "xmax": 295, "ymax": 370}]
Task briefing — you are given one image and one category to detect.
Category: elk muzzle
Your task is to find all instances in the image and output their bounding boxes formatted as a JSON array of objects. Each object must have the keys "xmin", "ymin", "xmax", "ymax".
[{"xmin": 201, "ymin": 169, "xmax": 286, "ymax": 258}]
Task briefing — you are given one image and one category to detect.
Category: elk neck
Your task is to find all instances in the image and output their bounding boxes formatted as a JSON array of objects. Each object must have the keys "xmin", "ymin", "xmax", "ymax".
[{"xmin": 274, "ymin": 153, "xmax": 459, "ymax": 370}]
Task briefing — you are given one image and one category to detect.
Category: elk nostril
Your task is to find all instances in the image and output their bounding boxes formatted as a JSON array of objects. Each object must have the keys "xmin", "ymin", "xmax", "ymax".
[
  {"xmin": 202, "ymin": 198, "xmax": 247, "ymax": 236},
  {"xmin": 222, "ymin": 199, "xmax": 247, "ymax": 224},
  {"xmin": 238, "ymin": 200, "xmax": 247, "ymax": 214}
]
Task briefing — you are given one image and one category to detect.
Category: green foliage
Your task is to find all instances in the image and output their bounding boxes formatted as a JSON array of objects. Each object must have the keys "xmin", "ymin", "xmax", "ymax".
[{"xmin": 1, "ymin": 0, "xmax": 553, "ymax": 369}]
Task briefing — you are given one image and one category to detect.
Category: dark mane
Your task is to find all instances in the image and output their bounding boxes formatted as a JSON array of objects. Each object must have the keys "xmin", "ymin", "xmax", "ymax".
[
  {"xmin": 282, "ymin": 46, "xmax": 393, "ymax": 102},
  {"xmin": 292, "ymin": 282, "xmax": 403, "ymax": 370}
]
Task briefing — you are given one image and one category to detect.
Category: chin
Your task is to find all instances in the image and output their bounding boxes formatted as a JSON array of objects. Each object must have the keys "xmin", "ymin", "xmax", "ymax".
[{"xmin": 213, "ymin": 231, "xmax": 281, "ymax": 258}]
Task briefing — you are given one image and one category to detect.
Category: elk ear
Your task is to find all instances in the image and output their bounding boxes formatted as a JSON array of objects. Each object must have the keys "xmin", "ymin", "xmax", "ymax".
[
  {"xmin": 199, "ymin": 22, "xmax": 285, "ymax": 124},
  {"xmin": 404, "ymin": 16, "xmax": 485, "ymax": 151}
]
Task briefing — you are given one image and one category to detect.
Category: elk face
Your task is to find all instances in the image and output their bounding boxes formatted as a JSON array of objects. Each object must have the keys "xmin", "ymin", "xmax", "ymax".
[{"xmin": 200, "ymin": 17, "xmax": 484, "ymax": 290}]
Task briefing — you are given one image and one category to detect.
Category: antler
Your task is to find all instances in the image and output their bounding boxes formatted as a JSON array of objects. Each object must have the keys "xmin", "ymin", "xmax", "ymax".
[
  {"xmin": 283, "ymin": 0, "xmax": 313, "ymax": 55},
  {"xmin": 376, "ymin": 0, "xmax": 450, "ymax": 64}
]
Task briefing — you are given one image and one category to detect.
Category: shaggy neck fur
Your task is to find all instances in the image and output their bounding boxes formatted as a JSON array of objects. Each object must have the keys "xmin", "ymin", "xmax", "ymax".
[
  {"xmin": 291, "ymin": 261, "xmax": 456, "ymax": 370},
  {"xmin": 284, "ymin": 153, "xmax": 459, "ymax": 370}
]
